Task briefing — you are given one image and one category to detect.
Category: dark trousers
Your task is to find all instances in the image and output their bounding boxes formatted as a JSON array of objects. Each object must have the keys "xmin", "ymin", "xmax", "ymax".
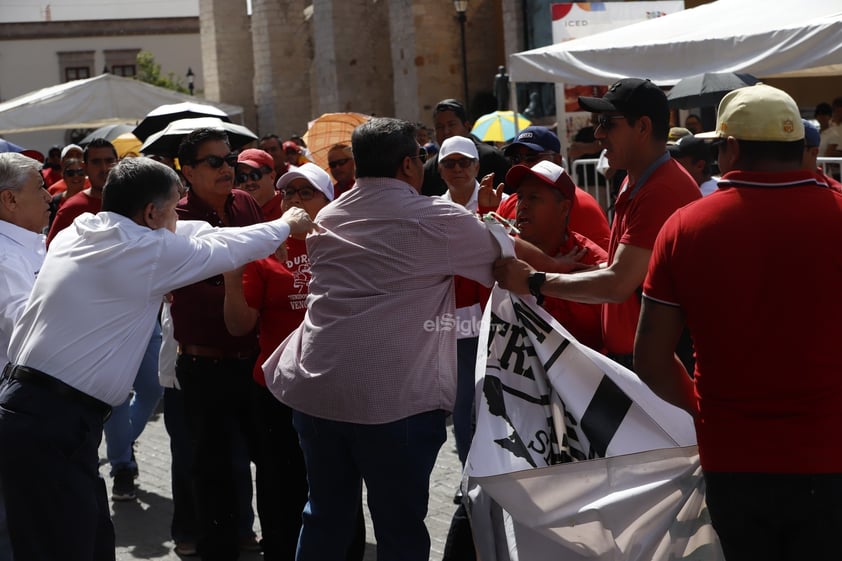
[
  {"xmin": 176, "ymin": 354, "xmax": 257, "ymax": 561},
  {"xmin": 704, "ymin": 470, "xmax": 842, "ymax": 561},
  {"xmin": 292, "ymin": 410, "xmax": 446, "ymax": 561},
  {"xmin": 0, "ymin": 375, "xmax": 115, "ymax": 561}
]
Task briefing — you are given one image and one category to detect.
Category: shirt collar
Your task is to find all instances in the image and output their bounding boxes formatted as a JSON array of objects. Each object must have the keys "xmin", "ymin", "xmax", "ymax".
[
  {"xmin": 718, "ymin": 169, "xmax": 829, "ymax": 189},
  {"xmin": 441, "ymin": 181, "xmax": 480, "ymax": 211}
]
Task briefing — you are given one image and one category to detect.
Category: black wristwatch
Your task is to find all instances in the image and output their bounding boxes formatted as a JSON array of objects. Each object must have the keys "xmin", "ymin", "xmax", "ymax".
[{"xmin": 527, "ymin": 272, "xmax": 546, "ymax": 305}]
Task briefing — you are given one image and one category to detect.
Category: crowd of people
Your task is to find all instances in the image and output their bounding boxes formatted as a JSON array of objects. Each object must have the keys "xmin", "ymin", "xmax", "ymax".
[{"xmin": 0, "ymin": 79, "xmax": 840, "ymax": 561}]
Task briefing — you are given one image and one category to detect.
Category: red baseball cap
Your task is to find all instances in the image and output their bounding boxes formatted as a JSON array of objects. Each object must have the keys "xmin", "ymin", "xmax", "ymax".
[
  {"xmin": 237, "ymin": 148, "xmax": 274, "ymax": 170},
  {"xmin": 505, "ymin": 160, "xmax": 576, "ymax": 200}
]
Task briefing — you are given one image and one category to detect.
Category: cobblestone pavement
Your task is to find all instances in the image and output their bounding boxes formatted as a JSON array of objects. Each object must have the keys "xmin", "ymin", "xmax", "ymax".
[{"xmin": 103, "ymin": 408, "xmax": 463, "ymax": 561}]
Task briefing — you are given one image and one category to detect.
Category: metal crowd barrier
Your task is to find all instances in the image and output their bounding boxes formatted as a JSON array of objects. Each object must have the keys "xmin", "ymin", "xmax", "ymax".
[
  {"xmin": 818, "ymin": 157, "xmax": 842, "ymax": 180},
  {"xmin": 571, "ymin": 158, "xmax": 614, "ymax": 223}
]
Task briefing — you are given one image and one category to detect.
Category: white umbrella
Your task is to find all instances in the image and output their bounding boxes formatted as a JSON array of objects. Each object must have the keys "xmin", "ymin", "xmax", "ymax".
[
  {"xmin": 132, "ymin": 102, "xmax": 231, "ymax": 141},
  {"xmin": 140, "ymin": 117, "xmax": 257, "ymax": 157}
]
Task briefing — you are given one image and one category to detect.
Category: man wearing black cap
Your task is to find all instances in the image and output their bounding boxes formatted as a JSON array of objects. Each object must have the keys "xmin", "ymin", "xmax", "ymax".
[
  {"xmin": 668, "ymin": 135, "xmax": 718, "ymax": 196},
  {"xmin": 493, "ymin": 78, "xmax": 700, "ymax": 371},
  {"xmin": 421, "ymin": 99, "xmax": 510, "ymax": 196}
]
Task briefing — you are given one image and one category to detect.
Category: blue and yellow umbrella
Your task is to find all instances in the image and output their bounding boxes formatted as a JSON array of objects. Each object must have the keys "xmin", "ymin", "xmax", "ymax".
[{"xmin": 471, "ymin": 111, "xmax": 532, "ymax": 143}]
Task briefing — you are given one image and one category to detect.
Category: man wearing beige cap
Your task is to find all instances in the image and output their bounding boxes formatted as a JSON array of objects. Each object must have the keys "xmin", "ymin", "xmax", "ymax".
[{"xmin": 635, "ymin": 84, "xmax": 842, "ymax": 560}]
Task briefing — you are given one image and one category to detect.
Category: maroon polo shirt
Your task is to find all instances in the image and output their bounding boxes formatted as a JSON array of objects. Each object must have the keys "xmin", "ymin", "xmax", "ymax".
[{"xmin": 171, "ymin": 189, "xmax": 264, "ymax": 353}]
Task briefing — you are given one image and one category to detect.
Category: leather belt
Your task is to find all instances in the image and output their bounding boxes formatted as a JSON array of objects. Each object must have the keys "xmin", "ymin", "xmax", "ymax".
[
  {"xmin": 178, "ymin": 344, "xmax": 256, "ymax": 360},
  {"xmin": 2, "ymin": 363, "xmax": 112, "ymax": 421}
]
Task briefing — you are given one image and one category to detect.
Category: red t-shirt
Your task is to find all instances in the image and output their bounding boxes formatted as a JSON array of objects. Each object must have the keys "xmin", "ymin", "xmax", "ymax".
[
  {"xmin": 243, "ymin": 237, "xmax": 309, "ymax": 385},
  {"xmin": 497, "ymin": 187, "xmax": 610, "ymax": 251},
  {"xmin": 601, "ymin": 158, "xmax": 700, "ymax": 355},
  {"xmin": 48, "ymin": 177, "xmax": 91, "ymax": 196},
  {"xmin": 46, "ymin": 190, "xmax": 101, "ymax": 246},
  {"xmin": 644, "ymin": 170, "xmax": 842, "ymax": 473},
  {"xmin": 261, "ymin": 192, "xmax": 284, "ymax": 221},
  {"xmin": 541, "ymin": 231, "xmax": 607, "ymax": 351}
]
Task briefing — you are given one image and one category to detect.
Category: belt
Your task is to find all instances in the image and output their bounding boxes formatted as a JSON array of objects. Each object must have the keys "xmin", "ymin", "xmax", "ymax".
[
  {"xmin": 178, "ymin": 344, "xmax": 256, "ymax": 360},
  {"xmin": 2, "ymin": 363, "xmax": 112, "ymax": 421}
]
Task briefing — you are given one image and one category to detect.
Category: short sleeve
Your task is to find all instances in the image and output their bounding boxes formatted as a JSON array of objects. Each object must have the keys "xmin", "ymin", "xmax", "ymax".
[{"xmin": 642, "ymin": 211, "xmax": 681, "ymax": 307}]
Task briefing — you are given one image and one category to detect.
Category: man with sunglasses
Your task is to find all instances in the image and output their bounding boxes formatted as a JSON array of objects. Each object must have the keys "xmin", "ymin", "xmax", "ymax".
[
  {"xmin": 235, "ymin": 148, "xmax": 282, "ymax": 220},
  {"xmin": 493, "ymin": 78, "xmax": 700, "ymax": 372},
  {"xmin": 497, "ymin": 126, "xmax": 610, "ymax": 251},
  {"xmin": 421, "ymin": 98, "xmax": 511, "ymax": 197},
  {"xmin": 327, "ymin": 144, "xmax": 356, "ymax": 198},
  {"xmin": 172, "ymin": 128, "xmax": 268, "ymax": 561}
]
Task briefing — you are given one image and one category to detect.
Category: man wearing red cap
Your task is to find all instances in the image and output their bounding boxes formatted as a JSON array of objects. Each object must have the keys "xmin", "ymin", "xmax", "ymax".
[
  {"xmin": 235, "ymin": 148, "xmax": 282, "ymax": 220},
  {"xmin": 494, "ymin": 78, "xmax": 700, "ymax": 370}
]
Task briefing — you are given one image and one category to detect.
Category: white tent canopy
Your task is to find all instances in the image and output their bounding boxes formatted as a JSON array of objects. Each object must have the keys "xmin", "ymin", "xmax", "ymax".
[
  {"xmin": 0, "ymin": 73, "xmax": 244, "ymax": 134},
  {"xmin": 509, "ymin": 0, "xmax": 842, "ymax": 86}
]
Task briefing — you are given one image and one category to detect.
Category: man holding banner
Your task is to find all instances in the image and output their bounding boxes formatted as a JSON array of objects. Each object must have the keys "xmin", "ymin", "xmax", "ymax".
[
  {"xmin": 636, "ymin": 84, "xmax": 842, "ymax": 561},
  {"xmin": 494, "ymin": 78, "xmax": 700, "ymax": 369}
]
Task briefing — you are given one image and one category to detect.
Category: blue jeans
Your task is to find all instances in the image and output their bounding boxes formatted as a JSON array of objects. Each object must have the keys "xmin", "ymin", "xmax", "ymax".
[
  {"xmin": 104, "ymin": 324, "xmax": 164, "ymax": 473},
  {"xmin": 292, "ymin": 409, "xmax": 446, "ymax": 561}
]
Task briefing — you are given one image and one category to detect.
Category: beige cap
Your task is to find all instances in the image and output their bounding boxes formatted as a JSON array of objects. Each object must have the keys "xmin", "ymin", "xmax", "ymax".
[
  {"xmin": 667, "ymin": 127, "xmax": 692, "ymax": 145},
  {"xmin": 696, "ymin": 84, "xmax": 804, "ymax": 142}
]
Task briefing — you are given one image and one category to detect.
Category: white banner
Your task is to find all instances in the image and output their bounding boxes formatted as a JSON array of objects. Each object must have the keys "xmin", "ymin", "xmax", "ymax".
[{"xmin": 466, "ymin": 284, "xmax": 723, "ymax": 561}]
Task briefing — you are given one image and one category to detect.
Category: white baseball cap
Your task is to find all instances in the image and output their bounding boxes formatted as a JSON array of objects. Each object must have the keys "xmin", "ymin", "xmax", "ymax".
[
  {"xmin": 438, "ymin": 136, "xmax": 478, "ymax": 161},
  {"xmin": 276, "ymin": 162, "xmax": 335, "ymax": 201}
]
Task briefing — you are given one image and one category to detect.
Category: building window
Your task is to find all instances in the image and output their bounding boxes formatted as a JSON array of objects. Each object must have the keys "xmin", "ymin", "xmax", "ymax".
[
  {"xmin": 110, "ymin": 64, "xmax": 136, "ymax": 77},
  {"xmin": 58, "ymin": 50, "xmax": 95, "ymax": 83},
  {"xmin": 65, "ymin": 66, "xmax": 91, "ymax": 81},
  {"xmin": 104, "ymin": 49, "xmax": 141, "ymax": 78}
]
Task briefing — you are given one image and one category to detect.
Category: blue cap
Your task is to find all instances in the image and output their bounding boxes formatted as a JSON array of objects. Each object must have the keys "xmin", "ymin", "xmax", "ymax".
[
  {"xmin": 802, "ymin": 119, "xmax": 820, "ymax": 148},
  {"xmin": 504, "ymin": 126, "xmax": 561, "ymax": 155}
]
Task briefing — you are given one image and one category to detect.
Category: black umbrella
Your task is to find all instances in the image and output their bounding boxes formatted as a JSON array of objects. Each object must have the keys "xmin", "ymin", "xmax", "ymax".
[
  {"xmin": 139, "ymin": 117, "xmax": 257, "ymax": 157},
  {"xmin": 132, "ymin": 102, "xmax": 231, "ymax": 141},
  {"xmin": 79, "ymin": 123, "xmax": 135, "ymax": 145},
  {"xmin": 666, "ymin": 72, "xmax": 759, "ymax": 109}
]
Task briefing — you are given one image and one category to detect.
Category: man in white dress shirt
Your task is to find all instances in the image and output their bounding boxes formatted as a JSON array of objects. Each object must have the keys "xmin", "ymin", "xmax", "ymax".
[
  {"xmin": 0, "ymin": 152, "xmax": 51, "ymax": 561},
  {"xmin": 0, "ymin": 157, "xmax": 312, "ymax": 561}
]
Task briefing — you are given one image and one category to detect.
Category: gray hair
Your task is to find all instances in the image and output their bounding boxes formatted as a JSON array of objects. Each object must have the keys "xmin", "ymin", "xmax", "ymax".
[{"xmin": 0, "ymin": 153, "xmax": 42, "ymax": 192}]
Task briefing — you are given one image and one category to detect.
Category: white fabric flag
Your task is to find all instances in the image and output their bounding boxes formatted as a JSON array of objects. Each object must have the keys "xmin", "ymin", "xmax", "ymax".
[{"xmin": 466, "ymin": 227, "xmax": 723, "ymax": 560}]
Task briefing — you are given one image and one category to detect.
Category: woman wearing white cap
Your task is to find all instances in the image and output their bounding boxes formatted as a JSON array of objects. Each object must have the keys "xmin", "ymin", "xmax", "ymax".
[{"xmin": 221, "ymin": 163, "xmax": 364, "ymax": 560}]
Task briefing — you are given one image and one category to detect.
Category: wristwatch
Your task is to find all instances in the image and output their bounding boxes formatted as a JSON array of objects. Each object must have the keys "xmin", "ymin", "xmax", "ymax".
[{"xmin": 527, "ymin": 272, "xmax": 546, "ymax": 305}]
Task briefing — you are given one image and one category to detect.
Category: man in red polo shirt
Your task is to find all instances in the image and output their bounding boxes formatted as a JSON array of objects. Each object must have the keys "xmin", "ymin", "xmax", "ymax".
[
  {"xmin": 493, "ymin": 78, "xmax": 700, "ymax": 370},
  {"xmin": 635, "ymin": 84, "xmax": 842, "ymax": 561}
]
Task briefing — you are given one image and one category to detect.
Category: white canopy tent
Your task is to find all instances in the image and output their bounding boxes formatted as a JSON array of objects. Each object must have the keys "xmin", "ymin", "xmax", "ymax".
[
  {"xmin": 509, "ymin": 0, "xmax": 842, "ymax": 86},
  {"xmin": 0, "ymin": 73, "xmax": 244, "ymax": 134}
]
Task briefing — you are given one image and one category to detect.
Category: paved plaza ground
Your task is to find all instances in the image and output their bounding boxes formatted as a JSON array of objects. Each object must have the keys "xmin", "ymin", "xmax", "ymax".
[{"xmin": 103, "ymin": 407, "xmax": 464, "ymax": 561}]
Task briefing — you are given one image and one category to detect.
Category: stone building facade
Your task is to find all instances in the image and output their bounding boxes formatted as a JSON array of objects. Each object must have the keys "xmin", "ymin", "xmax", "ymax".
[{"xmin": 199, "ymin": 0, "xmax": 511, "ymax": 138}]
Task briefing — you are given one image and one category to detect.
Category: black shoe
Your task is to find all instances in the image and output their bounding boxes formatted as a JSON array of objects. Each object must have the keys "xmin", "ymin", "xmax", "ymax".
[
  {"xmin": 453, "ymin": 485, "xmax": 464, "ymax": 505},
  {"xmin": 112, "ymin": 468, "xmax": 137, "ymax": 501}
]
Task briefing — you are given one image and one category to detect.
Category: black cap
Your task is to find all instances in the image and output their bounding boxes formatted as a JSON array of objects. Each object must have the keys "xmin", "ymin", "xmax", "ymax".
[
  {"xmin": 668, "ymin": 135, "xmax": 712, "ymax": 163},
  {"xmin": 578, "ymin": 78, "xmax": 669, "ymax": 131}
]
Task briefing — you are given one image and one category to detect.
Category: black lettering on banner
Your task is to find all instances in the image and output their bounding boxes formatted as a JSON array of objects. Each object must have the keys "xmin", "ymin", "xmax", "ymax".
[
  {"xmin": 543, "ymin": 339, "xmax": 570, "ymax": 372},
  {"xmin": 495, "ymin": 323, "xmax": 537, "ymax": 379},
  {"xmin": 579, "ymin": 376, "xmax": 632, "ymax": 458},
  {"xmin": 482, "ymin": 374, "xmax": 538, "ymax": 468},
  {"xmin": 512, "ymin": 301, "xmax": 552, "ymax": 343}
]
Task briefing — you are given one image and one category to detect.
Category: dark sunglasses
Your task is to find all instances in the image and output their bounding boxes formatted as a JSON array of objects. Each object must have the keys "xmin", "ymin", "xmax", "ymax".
[
  {"xmin": 412, "ymin": 148, "xmax": 428, "ymax": 163},
  {"xmin": 508, "ymin": 151, "xmax": 552, "ymax": 165},
  {"xmin": 192, "ymin": 153, "xmax": 238, "ymax": 169},
  {"xmin": 63, "ymin": 169, "xmax": 85, "ymax": 177},
  {"xmin": 328, "ymin": 157, "xmax": 352, "ymax": 169},
  {"xmin": 440, "ymin": 157, "xmax": 476, "ymax": 170},
  {"xmin": 282, "ymin": 186, "xmax": 318, "ymax": 201},
  {"xmin": 235, "ymin": 167, "xmax": 271, "ymax": 184},
  {"xmin": 596, "ymin": 114, "xmax": 626, "ymax": 131}
]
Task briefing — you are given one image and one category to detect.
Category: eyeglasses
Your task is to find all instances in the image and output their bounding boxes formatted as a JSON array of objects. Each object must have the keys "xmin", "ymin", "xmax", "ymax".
[
  {"xmin": 235, "ymin": 167, "xmax": 272, "ymax": 184},
  {"xmin": 440, "ymin": 157, "xmax": 476, "ymax": 170},
  {"xmin": 192, "ymin": 153, "xmax": 238, "ymax": 169},
  {"xmin": 281, "ymin": 186, "xmax": 318, "ymax": 201},
  {"xmin": 595, "ymin": 115, "xmax": 627, "ymax": 131},
  {"xmin": 63, "ymin": 169, "xmax": 85, "ymax": 177},
  {"xmin": 328, "ymin": 157, "xmax": 352, "ymax": 169},
  {"xmin": 508, "ymin": 151, "xmax": 553, "ymax": 165},
  {"xmin": 411, "ymin": 148, "xmax": 428, "ymax": 163}
]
